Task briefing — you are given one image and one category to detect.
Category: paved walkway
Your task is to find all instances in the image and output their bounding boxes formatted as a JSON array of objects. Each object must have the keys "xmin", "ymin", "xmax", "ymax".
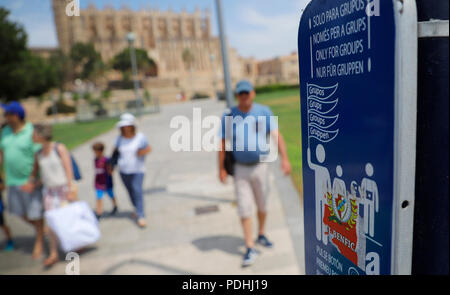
[{"xmin": 0, "ymin": 99, "xmax": 305, "ymax": 275}]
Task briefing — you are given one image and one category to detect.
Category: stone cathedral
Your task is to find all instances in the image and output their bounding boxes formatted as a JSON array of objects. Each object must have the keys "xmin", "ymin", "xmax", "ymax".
[{"xmin": 52, "ymin": 0, "xmax": 247, "ymax": 100}]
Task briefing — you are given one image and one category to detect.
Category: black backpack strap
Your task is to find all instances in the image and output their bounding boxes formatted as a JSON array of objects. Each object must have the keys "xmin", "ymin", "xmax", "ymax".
[{"xmin": 110, "ymin": 136, "xmax": 122, "ymax": 167}]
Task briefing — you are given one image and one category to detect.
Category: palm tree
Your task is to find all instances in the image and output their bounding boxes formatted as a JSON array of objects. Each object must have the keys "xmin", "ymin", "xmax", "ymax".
[
  {"xmin": 182, "ymin": 48, "xmax": 195, "ymax": 72},
  {"xmin": 182, "ymin": 48, "xmax": 195, "ymax": 98}
]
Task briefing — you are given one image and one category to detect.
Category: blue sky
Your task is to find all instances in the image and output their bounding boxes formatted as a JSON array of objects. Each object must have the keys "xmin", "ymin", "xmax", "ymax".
[{"xmin": 1, "ymin": 0, "xmax": 310, "ymax": 59}]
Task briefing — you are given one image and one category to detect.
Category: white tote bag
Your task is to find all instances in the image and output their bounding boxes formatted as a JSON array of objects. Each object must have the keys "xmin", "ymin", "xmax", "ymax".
[{"xmin": 45, "ymin": 201, "xmax": 101, "ymax": 253}]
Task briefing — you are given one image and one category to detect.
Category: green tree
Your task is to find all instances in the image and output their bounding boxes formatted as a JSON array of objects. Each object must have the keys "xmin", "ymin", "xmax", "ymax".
[
  {"xmin": 70, "ymin": 42, "xmax": 105, "ymax": 81},
  {"xmin": 49, "ymin": 49, "xmax": 72, "ymax": 91},
  {"xmin": 182, "ymin": 48, "xmax": 195, "ymax": 71},
  {"xmin": 0, "ymin": 8, "xmax": 28, "ymax": 101},
  {"xmin": 20, "ymin": 51, "xmax": 58, "ymax": 97},
  {"xmin": 0, "ymin": 8, "xmax": 58, "ymax": 101},
  {"xmin": 111, "ymin": 48, "xmax": 156, "ymax": 80}
]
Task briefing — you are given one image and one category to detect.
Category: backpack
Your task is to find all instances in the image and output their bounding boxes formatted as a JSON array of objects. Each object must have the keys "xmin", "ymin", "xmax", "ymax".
[
  {"xmin": 223, "ymin": 110, "xmax": 235, "ymax": 176},
  {"xmin": 224, "ymin": 151, "xmax": 235, "ymax": 176},
  {"xmin": 53, "ymin": 143, "xmax": 82, "ymax": 181}
]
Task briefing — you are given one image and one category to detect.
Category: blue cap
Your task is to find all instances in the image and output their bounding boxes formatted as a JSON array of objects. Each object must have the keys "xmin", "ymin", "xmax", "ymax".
[
  {"xmin": 235, "ymin": 80, "xmax": 254, "ymax": 94},
  {"xmin": 1, "ymin": 101, "xmax": 25, "ymax": 120}
]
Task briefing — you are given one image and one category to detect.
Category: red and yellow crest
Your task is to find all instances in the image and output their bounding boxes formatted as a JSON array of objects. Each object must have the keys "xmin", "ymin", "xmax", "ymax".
[{"xmin": 323, "ymin": 192, "xmax": 359, "ymax": 264}]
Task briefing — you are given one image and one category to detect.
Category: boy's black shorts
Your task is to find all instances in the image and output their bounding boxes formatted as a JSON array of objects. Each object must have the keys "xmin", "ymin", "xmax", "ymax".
[{"xmin": 0, "ymin": 211, "xmax": 4, "ymax": 226}]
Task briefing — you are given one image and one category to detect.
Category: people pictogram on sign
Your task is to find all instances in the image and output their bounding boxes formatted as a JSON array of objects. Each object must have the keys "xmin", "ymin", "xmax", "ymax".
[
  {"xmin": 333, "ymin": 165, "xmax": 347, "ymax": 198},
  {"xmin": 360, "ymin": 163, "xmax": 379, "ymax": 237},
  {"xmin": 307, "ymin": 144, "xmax": 331, "ymax": 245}
]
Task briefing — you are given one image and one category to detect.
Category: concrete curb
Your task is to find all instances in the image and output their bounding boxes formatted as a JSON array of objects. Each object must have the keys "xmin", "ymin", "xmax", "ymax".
[{"xmin": 271, "ymin": 160, "xmax": 306, "ymax": 274}]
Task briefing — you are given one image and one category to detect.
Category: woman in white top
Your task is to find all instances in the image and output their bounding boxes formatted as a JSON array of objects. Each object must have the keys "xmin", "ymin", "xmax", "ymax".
[
  {"xmin": 112, "ymin": 114, "xmax": 151, "ymax": 228},
  {"xmin": 22, "ymin": 124, "xmax": 75, "ymax": 267}
]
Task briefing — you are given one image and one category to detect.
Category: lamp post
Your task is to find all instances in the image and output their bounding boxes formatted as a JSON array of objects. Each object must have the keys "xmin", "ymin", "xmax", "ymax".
[
  {"xmin": 126, "ymin": 32, "xmax": 142, "ymax": 116},
  {"xmin": 215, "ymin": 0, "xmax": 234, "ymax": 108},
  {"xmin": 51, "ymin": 90, "xmax": 59, "ymax": 124},
  {"xmin": 412, "ymin": 0, "xmax": 449, "ymax": 275},
  {"xmin": 210, "ymin": 54, "xmax": 218, "ymax": 100}
]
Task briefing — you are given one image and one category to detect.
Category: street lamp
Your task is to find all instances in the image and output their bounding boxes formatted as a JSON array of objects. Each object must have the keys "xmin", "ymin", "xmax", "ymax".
[
  {"xmin": 210, "ymin": 54, "xmax": 218, "ymax": 100},
  {"xmin": 126, "ymin": 32, "xmax": 142, "ymax": 116},
  {"xmin": 215, "ymin": 0, "xmax": 234, "ymax": 108}
]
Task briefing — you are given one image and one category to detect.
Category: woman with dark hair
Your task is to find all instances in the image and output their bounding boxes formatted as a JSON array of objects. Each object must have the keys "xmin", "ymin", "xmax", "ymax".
[{"xmin": 112, "ymin": 114, "xmax": 151, "ymax": 228}]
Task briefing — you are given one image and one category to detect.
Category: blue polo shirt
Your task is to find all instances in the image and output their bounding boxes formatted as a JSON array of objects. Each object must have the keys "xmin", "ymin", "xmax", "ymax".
[{"xmin": 220, "ymin": 103, "xmax": 278, "ymax": 164}]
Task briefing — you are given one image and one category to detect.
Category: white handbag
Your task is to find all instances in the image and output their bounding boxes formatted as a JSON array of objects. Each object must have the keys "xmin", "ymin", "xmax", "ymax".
[{"xmin": 45, "ymin": 201, "xmax": 101, "ymax": 253}]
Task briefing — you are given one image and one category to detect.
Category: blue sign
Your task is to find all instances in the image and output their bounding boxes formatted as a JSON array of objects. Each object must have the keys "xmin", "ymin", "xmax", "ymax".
[{"xmin": 299, "ymin": 0, "xmax": 397, "ymax": 275}]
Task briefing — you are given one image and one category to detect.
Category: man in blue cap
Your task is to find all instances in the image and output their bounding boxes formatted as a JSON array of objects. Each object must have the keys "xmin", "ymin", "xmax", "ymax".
[
  {"xmin": 0, "ymin": 101, "xmax": 44, "ymax": 259},
  {"xmin": 218, "ymin": 80, "xmax": 292, "ymax": 267}
]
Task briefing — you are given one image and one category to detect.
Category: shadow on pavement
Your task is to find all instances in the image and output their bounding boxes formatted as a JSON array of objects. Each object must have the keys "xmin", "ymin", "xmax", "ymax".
[
  {"xmin": 164, "ymin": 192, "xmax": 233, "ymax": 204},
  {"xmin": 0, "ymin": 236, "xmax": 37, "ymax": 255},
  {"xmin": 143, "ymin": 186, "xmax": 167, "ymax": 195},
  {"xmin": 142, "ymin": 186, "xmax": 233, "ymax": 204},
  {"xmin": 102, "ymin": 258, "xmax": 199, "ymax": 275},
  {"xmin": 101, "ymin": 210, "xmax": 135, "ymax": 221},
  {"xmin": 192, "ymin": 235, "xmax": 246, "ymax": 257}
]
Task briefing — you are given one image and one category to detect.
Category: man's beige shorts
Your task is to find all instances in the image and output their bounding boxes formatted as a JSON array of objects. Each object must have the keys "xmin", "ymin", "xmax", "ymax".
[{"xmin": 233, "ymin": 163, "xmax": 269, "ymax": 218}]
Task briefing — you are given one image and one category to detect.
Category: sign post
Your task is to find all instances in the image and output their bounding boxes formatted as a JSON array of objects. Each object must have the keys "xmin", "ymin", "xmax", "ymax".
[
  {"xmin": 298, "ymin": 0, "xmax": 417, "ymax": 275},
  {"xmin": 412, "ymin": 0, "xmax": 449, "ymax": 275}
]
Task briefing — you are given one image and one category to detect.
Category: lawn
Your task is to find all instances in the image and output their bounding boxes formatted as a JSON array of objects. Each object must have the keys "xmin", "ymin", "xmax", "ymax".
[
  {"xmin": 53, "ymin": 118, "xmax": 118, "ymax": 150},
  {"xmin": 255, "ymin": 89, "xmax": 303, "ymax": 197}
]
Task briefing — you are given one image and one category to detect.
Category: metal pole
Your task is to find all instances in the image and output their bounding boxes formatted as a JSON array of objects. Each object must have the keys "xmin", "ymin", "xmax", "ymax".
[
  {"xmin": 412, "ymin": 0, "xmax": 449, "ymax": 275},
  {"xmin": 210, "ymin": 54, "xmax": 218, "ymax": 100},
  {"xmin": 215, "ymin": 0, "xmax": 234, "ymax": 108},
  {"xmin": 52, "ymin": 91, "xmax": 59, "ymax": 124},
  {"xmin": 127, "ymin": 33, "xmax": 142, "ymax": 117}
]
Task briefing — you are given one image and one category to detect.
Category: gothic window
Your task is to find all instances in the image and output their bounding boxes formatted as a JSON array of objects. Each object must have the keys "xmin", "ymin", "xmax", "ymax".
[
  {"xmin": 149, "ymin": 25, "xmax": 156, "ymax": 48},
  {"xmin": 89, "ymin": 16, "xmax": 97, "ymax": 40},
  {"xmin": 186, "ymin": 19, "xmax": 194, "ymax": 39},
  {"xmin": 172, "ymin": 19, "xmax": 181, "ymax": 39},
  {"xmin": 143, "ymin": 19, "xmax": 151, "ymax": 31},
  {"xmin": 158, "ymin": 18, "xmax": 168, "ymax": 40},
  {"xmin": 246, "ymin": 64, "xmax": 252, "ymax": 75},
  {"xmin": 80, "ymin": 16, "xmax": 86, "ymax": 30},
  {"xmin": 201, "ymin": 19, "xmax": 208, "ymax": 39},
  {"xmin": 105, "ymin": 16, "xmax": 115, "ymax": 40},
  {"xmin": 122, "ymin": 16, "xmax": 131, "ymax": 33}
]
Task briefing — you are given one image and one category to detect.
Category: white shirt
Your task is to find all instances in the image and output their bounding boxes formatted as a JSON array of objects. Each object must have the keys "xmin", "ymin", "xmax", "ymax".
[
  {"xmin": 115, "ymin": 132, "xmax": 149, "ymax": 174},
  {"xmin": 38, "ymin": 146, "xmax": 68, "ymax": 188}
]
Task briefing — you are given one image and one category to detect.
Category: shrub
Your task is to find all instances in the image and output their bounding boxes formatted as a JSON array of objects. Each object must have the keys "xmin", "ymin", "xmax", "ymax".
[
  {"xmin": 46, "ymin": 100, "xmax": 76, "ymax": 116},
  {"xmin": 89, "ymin": 100, "xmax": 108, "ymax": 117},
  {"xmin": 192, "ymin": 92, "xmax": 210, "ymax": 100},
  {"xmin": 72, "ymin": 92, "xmax": 80, "ymax": 102},
  {"xmin": 101, "ymin": 89, "xmax": 111, "ymax": 100},
  {"xmin": 144, "ymin": 89, "xmax": 150, "ymax": 101},
  {"xmin": 83, "ymin": 92, "xmax": 92, "ymax": 102}
]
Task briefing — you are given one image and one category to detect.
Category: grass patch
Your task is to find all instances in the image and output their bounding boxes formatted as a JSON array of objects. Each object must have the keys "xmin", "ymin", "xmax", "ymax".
[
  {"xmin": 255, "ymin": 89, "xmax": 303, "ymax": 197},
  {"xmin": 254, "ymin": 84, "xmax": 299, "ymax": 94},
  {"xmin": 53, "ymin": 118, "xmax": 117, "ymax": 151}
]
